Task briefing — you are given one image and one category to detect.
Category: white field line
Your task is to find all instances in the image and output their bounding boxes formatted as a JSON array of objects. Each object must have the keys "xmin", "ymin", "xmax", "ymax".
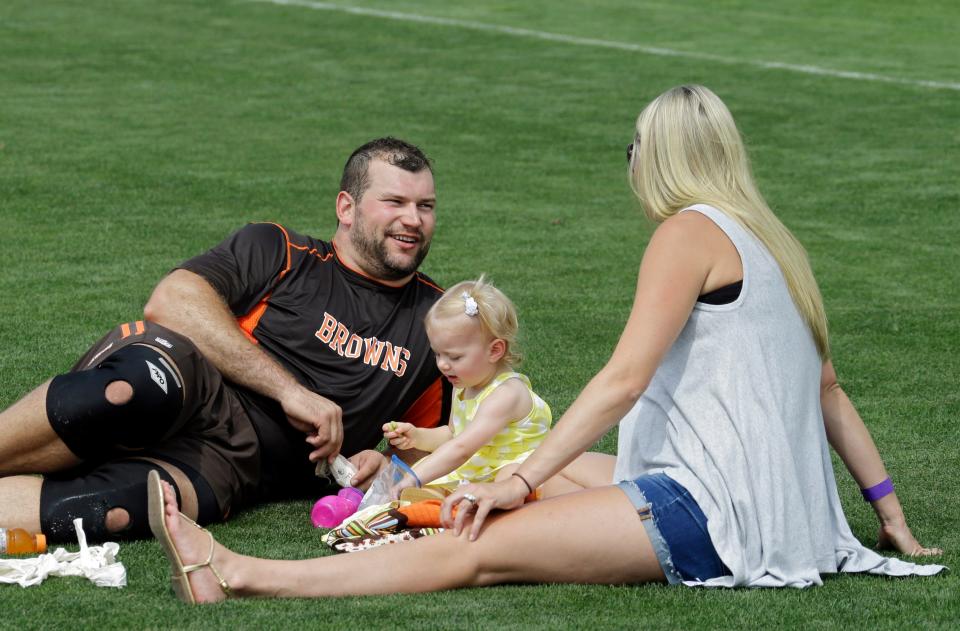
[{"xmin": 253, "ymin": 0, "xmax": 960, "ymax": 92}]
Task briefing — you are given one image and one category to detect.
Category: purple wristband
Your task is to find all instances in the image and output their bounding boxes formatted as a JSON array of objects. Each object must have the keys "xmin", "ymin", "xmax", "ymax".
[{"xmin": 861, "ymin": 477, "xmax": 894, "ymax": 502}]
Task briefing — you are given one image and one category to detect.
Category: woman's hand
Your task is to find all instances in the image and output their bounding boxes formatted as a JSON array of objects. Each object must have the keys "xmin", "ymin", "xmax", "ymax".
[
  {"xmin": 877, "ymin": 518, "xmax": 943, "ymax": 557},
  {"xmin": 441, "ymin": 476, "xmax": 529, "ymax": 541}
]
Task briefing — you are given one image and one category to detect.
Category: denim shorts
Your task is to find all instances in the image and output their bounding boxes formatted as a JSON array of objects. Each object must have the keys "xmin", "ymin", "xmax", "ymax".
[{"xmin": 617, "ymin": 472, "xmax": 730, "ymax": 584}]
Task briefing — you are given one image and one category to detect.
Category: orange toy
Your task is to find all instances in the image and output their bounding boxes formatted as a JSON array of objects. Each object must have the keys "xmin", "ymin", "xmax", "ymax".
[{"xmin": 398, "ymin": 500, "xmax": 456, "ymax": 528}]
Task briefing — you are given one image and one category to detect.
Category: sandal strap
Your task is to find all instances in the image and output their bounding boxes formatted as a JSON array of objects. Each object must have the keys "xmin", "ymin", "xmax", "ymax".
[
  {"xmin": 180, "ymin": 525, "xmax": 232, "ymax": 596},
  {"xmin": 206, "ymin": 563, "xmax": 232, "ymax": 596}
]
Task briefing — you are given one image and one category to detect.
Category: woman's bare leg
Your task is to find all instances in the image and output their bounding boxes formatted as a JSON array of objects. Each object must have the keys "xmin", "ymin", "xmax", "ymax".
[
  {"xmin": 157, "ymin": 480, "xmax": 664, "ymax": 602},
  {"xmin": 540, "ymin": 452, "xmax": 617, "ymax": 498}
]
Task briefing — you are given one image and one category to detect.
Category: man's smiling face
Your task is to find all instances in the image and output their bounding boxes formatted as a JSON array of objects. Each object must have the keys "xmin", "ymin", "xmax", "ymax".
[{"xmin": 346, "ymin": 158, "xmax": 436, "ymax": 282}]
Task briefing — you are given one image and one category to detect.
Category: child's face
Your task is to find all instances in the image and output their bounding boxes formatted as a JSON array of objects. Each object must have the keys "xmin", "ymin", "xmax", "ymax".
[{"xmin": 427, "ymin": 315, "xmax": 503, "ymax": 390}]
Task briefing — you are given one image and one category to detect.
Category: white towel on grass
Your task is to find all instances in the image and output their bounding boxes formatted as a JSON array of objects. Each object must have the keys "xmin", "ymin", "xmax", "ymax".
[{"xmin": 0, "ymin": 518, "xmax": 126, "ymax": 588}]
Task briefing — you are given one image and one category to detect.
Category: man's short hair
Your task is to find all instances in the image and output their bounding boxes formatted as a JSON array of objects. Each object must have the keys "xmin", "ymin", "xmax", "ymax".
[{"xmin": 340, "ymin": 137, "xmax": 433, "ymax": 203}]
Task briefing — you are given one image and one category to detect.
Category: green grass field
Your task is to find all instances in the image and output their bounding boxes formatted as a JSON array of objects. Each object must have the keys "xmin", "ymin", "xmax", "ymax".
[{"xmin": 1, "ymin": 0, "xmax": 958, "ymax": 628}]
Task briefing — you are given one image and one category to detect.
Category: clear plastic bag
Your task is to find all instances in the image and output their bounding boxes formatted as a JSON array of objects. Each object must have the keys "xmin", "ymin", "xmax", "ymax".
[{"xmin": 356, "ymin": 455, "xmax": 418, "ymax": 511}]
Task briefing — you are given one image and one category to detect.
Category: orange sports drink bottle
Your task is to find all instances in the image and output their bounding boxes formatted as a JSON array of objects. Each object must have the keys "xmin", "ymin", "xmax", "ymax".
[{"xmin": 0, "ymin": 528, "xmax": 47, "ymax": 555}]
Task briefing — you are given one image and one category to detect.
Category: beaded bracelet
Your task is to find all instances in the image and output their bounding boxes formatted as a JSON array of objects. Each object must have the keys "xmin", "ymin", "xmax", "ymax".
[{"xmin": 861, "ymin": 477, "xmax": 894, "ymax": 502}]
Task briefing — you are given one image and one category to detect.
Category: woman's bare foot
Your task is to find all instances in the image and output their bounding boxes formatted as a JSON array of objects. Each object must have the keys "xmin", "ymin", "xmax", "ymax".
[
  {"xmin": 160, "ymin": 480, "xmax": 237, "ymax": 603},
  {"xmin": 876, "ymin": 520, "xmax": 943, "ymax": 557}
]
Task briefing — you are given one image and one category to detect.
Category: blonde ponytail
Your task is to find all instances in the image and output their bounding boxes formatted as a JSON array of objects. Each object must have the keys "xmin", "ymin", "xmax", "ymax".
[{"xmin": 629, "ymin": 85, "xmax": 829, "ymax": 359}]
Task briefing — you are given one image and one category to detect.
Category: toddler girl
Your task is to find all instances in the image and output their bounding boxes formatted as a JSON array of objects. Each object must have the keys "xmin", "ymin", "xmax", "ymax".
[{"xmin": 383, "ymin": 277, "xmax": 551, "ymax": 496}]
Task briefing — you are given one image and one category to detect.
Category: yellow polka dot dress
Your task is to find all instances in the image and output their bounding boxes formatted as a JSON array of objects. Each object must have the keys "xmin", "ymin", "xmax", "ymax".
[{"xmin": 429, "ymin": 372, "xmax": 552, "ymax": 490}]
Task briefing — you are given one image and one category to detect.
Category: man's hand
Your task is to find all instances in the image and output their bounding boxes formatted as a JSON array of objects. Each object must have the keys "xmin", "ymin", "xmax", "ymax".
[
  {"xmin": 383, "ymin": 421, "xmax": 418, "ymax": 450},
  {"xmin": 280, "ymin": 386, "xmax": 343, "ymax": 462},
  {"xmin": 348, "ymin": 450, "xmax": 387, "ymax": 490},
  {"xmin": 146, "ymin": 270, "xmax": 345, "ymax": 464}
]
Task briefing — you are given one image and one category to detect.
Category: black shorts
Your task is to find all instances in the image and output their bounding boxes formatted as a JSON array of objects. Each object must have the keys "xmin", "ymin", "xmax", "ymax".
[{"xmin": 50, "ymin": 320, "xmax": 260, "ymax": 520}]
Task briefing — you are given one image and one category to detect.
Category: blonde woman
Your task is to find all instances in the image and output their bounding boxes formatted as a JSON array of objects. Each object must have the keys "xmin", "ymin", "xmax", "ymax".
[{"xmin": 150, "ymin": 85, "xmax": 942, "ymax": 602}]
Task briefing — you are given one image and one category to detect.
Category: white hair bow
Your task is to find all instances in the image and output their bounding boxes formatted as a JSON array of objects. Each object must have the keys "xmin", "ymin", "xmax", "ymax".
[{"xmin": 462, "ymin": 292, "xmax": 479, "ymax": 316}]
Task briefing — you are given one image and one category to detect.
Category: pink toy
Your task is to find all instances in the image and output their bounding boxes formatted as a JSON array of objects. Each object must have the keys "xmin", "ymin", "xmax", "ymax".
[{"xmin": 311, "ymin": 487, "xmax": 363, "ymax": 528}]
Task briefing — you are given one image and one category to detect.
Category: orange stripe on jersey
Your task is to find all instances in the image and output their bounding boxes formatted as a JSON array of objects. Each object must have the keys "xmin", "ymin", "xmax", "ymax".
[
  {"xmin": 236, "ymin": 222, "xmax": 333, "ymax": 345},
  {"xmin": 120, "ymin": 322, "xmax": 132, "ymax": 339},
  {"xmin": 271, "ymin": 223, "xmax": 294, "ymax": 280},
  {"xmin": 398, "ymin": 378, "xmax": 443, "ymax": 428},
  {"xmin": 237, "ymin": 297, "xmax": 269, "ymax": 344},
  {"xmin": 254, "ymin": 222, "xmax": 333, "ymax": 279},
  {"xmin": 416, "ymin": 274, "xmax": 443, "ymax": 294},
  {"xmin": 250, "ymin": 222, "xmax": 294, "ymax": 281},
  {"xmin": 288, "ymin": 241, "xmax": 334, "ymax": 262},
  {"xmin": 134, "ymin": 320, "xmax": 145, "ymax": 335}
]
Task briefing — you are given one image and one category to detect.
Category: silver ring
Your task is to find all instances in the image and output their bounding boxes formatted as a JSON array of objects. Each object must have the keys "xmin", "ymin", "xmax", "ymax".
[{"xmin": 462, "ymin": 493, "xmax": 477, "ymax": 504}]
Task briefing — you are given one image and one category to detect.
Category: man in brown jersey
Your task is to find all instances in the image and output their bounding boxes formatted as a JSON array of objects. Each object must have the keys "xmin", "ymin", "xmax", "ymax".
[{"xmin": 0, "ymin": 137, "xmax": 450, "ymax": 542}]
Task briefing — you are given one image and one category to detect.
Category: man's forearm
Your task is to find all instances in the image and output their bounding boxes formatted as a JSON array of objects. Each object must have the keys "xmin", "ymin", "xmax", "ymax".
[{"xmin": 144, "ymin": 269, "xmax": 298, "ymax": 401}]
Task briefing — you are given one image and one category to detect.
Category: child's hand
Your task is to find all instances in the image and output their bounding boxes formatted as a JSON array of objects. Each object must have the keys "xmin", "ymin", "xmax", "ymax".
[
  {"xmin": 389, "ymin": 473, "xmax": 419, "ymax": 500},
  {"xmin": 383, "ymin": 421, "xmax": 417, "ymax": 450}
]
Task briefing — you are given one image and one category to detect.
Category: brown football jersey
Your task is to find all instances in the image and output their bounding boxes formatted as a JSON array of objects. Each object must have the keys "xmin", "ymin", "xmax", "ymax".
[{"xmin": 180, "ymin": 222, "xmax": 449, "ymax": 489}]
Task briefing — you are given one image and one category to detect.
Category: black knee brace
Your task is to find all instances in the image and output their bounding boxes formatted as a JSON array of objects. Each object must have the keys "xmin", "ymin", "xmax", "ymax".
[
  {"xmin": 39, "ymin": 458, "xmax": 220, "ymax": 542},
  {"xmin": 39, "ymin": 460, "xmax": 179, "ymax": 542},
  {"xmin": 47, "ymin": 344, "xmax": 184, "ymax": 459}
]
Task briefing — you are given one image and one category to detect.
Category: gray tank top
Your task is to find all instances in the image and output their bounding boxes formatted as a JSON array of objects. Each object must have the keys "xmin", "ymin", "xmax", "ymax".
[{"xmin": 613, "ymin": 204, "xmax": 943, "ymax": 586}]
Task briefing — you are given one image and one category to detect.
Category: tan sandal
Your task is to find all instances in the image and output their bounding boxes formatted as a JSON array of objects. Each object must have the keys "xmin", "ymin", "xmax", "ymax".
[{"xmin": 147, "ymin": 469, "xmax": 231, "ymax": 604}]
